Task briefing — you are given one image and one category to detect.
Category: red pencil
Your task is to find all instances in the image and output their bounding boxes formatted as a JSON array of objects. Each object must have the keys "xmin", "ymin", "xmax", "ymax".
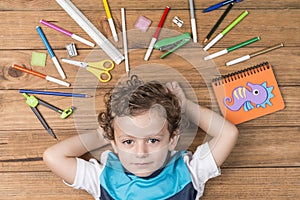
[
  {"xmin": 12, "ymin": 64, "xmax": 70, "ymax": 87},
  {"xmin": 144, "ymin": 6, "xmax": 170, "ymax": 61}
]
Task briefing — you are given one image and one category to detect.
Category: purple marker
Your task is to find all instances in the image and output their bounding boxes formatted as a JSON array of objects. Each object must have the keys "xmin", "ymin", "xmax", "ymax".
[{"xmin": 40, "ymin": 19, "xmax": 95, "ymax": 47}]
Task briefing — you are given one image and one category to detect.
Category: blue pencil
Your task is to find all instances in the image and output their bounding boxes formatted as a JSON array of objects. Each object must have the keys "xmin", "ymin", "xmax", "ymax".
[{"xmin": 19, "ymin": 89, "xmax": 92, "ymax": 98}]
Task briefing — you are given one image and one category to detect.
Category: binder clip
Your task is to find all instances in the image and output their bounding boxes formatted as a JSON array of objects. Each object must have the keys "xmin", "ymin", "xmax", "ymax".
[
  {"xmin": 22, "ymin": 93, "xmax": 75, "ymax": 139},
  {"xmin": 154, "ymin": 32, "xmax": 191, "ymax": 59}
]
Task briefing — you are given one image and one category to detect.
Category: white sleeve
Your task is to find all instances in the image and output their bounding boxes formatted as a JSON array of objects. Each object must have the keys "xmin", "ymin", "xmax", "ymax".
[
  {"xmin": 64, "ymin": 157, "xmax": 104, "ymax": 199},
  {"xmin": 183, "ymin": 142, "xmax": 221, "ymax": 196}
]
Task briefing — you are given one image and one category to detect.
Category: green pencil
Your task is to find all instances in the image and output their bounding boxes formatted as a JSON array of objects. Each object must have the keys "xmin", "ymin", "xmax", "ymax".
[{"xmin": 203, "ymin": 10, "xmax": 249, "ymax": 51}]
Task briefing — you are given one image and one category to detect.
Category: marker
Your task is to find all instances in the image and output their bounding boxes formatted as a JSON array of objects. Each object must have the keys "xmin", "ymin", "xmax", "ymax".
[
  {"xmin": 144, "ymin": 6, "xmax": 170, "ymax": 61},
  {"xmin": 203, "ymin": 11, "xmax": 248, "ymax": 51},
  {"xmin": 121, "ymin": 8, "xmax": 130, "ymax": 77},
  {"xmin": 203, "ymin": 0, "xmax": 243, "ymax": 13},
  {"xmin": 226, "ymin": 43, "xmax": 284, "ymax": 66},
  {"xmin": 203, "ymin": 3, "xmax": 234, "ymax": 44},
  {"xmin": 36, "ymin": 26, "xmax": 66, "ymax": 79},
  {"xmin": 12, "ymin": 64, "xmax": 70, "ymax": 87},
  {"xmin": 204, "ymin": 36, "xmax": 260, "ymax": 60},
  {"xmin": 103, "ymin": 0, "xmax": 118, "ymax": 42},
  {"xmin": 19, "ymin": 89, "xmax": 91, "ymax": 98},
  {"xmin": 189, "ymin": 0, "xmax": 197, "ymax": 43},
  {"xmin": 40, "ymin": 20, "xmax": 95, "ymax": 47}
]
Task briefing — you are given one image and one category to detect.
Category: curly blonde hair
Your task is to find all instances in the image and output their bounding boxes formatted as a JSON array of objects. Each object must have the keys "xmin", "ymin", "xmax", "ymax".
[{"xmin": 98, "ymin": 76, "xmax": 182, "ymax": 140}]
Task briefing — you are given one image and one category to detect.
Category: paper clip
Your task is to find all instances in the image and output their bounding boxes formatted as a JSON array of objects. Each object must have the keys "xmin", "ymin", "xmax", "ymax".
[{"xmin": 154, "ymin": 32, "xmax": 191, "ymax": 59}]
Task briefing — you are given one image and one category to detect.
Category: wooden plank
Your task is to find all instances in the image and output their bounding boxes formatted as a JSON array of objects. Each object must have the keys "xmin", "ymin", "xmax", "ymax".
[
  {"xmin": 0, "ymin": 9, "xmax": 299, "ymax": 50},
  {"xmin": 0, "ymin": 168, "xmax": 299, "ymax": 199},
  {"xmin": 201, "ymin": 168, "xmax": 300, "ymax": 200},
  {"xmin": 1, "ymin": 48, "xmax": 299, "ymax": 91},
  {"xmin": 0, "ymin": 85, "xmax": 299, "ymax": 131},
  {"xmin": 1, "ymin": 0, "xmax": 299, "ymax": 11},
  {"xmin": 1, "ymin": 126, "xmax": 299, "ymax": 172}
]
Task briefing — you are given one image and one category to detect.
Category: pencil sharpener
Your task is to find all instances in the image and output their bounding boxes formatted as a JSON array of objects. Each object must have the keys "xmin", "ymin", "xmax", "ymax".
[{"xmin": 66, "ymin": 43, "xmax": 78, "ymax": 57}]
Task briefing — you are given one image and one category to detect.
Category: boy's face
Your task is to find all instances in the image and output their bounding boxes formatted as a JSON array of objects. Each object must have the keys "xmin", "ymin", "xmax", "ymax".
[{"xmin": 111, "ymin": 110, "xmax": 179, "ymax": 177}]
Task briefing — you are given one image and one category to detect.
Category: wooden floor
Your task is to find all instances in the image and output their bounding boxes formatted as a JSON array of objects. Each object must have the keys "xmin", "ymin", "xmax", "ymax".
[{"xmin": 1, "ymin": 0, "xmax": 299, "ymax": 199}]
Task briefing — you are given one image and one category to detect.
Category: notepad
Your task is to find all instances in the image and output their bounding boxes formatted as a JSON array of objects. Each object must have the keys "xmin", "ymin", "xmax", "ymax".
[{"xmin": 211, "ymin": 62, "xmax": 285, "ymax": 124}]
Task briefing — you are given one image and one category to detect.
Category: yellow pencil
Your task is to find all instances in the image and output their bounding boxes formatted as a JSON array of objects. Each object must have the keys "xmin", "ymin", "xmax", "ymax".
[{"xmin": 103, "ymin": 0, "xmax": 118, "ymax": 42}]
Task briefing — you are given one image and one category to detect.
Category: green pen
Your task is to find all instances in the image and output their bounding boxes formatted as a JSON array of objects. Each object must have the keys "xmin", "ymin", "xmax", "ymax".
[
  {"xmin": 204, "ymin": 36, "xmax": 260, "ymax": 60},
  {"xmin": 203, "ymin": 10, "xmax": 249, "ymax": 51}
]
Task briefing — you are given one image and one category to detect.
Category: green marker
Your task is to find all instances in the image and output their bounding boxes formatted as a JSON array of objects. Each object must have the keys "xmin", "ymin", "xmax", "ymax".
[
  {"xmin": 203, "ymin": 11, "xmax": 249, "ymax": 51},
  {"xmin": 204, "ymin": 36, "xmax": 260, "ymax": 60}
]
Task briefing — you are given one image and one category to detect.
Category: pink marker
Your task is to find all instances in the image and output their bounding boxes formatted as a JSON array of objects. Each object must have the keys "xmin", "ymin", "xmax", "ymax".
[{"xmin": 40, "ymin": 19, "xmax": 95, "ymax": 47}]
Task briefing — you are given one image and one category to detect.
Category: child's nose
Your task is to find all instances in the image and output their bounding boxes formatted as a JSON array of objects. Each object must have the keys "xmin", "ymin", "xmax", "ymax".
[{"xmin": 135, "ymin": 141, "xmax": 148, "ymax": 157}]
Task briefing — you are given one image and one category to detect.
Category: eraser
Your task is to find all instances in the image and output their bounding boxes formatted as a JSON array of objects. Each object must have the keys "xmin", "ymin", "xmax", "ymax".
[
  {"xmin": 134, "ymin": 16, "xmax": 152, "ymax": 32},
  {"xmin": 31, "ymin": 52, "xmax": 47, "ymax": 67}
]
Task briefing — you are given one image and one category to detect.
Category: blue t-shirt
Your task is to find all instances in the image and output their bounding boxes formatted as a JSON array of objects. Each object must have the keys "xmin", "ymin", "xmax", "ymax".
[{"xmin": 65, "ymin": 142, "xmax": 221, "ymax": 200}]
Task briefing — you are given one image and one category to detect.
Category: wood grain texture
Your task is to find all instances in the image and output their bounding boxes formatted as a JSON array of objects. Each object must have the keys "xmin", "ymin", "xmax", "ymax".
[{"xmin": 0, "ymin": 0, "xmax": 299, "ymax": 199}]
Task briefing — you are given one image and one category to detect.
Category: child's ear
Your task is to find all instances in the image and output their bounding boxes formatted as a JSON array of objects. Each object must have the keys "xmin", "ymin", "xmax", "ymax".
[
  {"xmin": 168, "ymin": 132, "xmax": 180, "ymax": 151},
  {"xmin": 110, "ymin": 140, "xmax": 118, "ymax": 154}
]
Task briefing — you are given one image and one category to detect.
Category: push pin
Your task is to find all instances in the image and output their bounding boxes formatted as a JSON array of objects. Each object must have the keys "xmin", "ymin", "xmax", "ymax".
[{"xmin": 172, "ymin": 16, "xmax": 184, "ymax": 27}]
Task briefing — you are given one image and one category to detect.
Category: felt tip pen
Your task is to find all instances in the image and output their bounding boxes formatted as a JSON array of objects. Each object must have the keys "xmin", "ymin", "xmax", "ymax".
[
  {"xmin": 36, "ymin": 26, "xmax": 66, "ymax": 79},
  {"xmin": 203, "ymin": 11, "xmax": 248, "ymax": 51},
  {"xmin": 189, "ymin": 0, "xmax": 197, "ymax": 43},
  {"xmin": 40, "ymin": 20, "xmax": 95, "ymax": 47},
  {"xmin": 121, "ymin": 8, "xmax": 130, "ymax": 77},
  {"xmin": 204, "ymin": 36, "xmax": 260, "ymax": 60},
  {"xmin": 203, "ymin": 0, "xmax": 243, "ymax": 13},
  {"xmin": 144, "ymin": 6, "xmax": 170, "ymax": 61},
  {"xmin": 226, "ymin": 43, "xmax": 284, "ymax": 66},
  {"xmin": 12, "ymin": 64, "xmax": 70, "ymax": 87},
  {"xmin": 103, "ymin": 0, "xmax": 118, "ymax": 42},
  {"xmin": 203, "ymin": 3, "xmax": 234, "ymax": 44}
]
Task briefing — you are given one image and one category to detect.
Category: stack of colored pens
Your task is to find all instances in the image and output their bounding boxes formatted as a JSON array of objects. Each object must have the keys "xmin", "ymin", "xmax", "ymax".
[{"xmin": 201, "ymin": 0, "xmax": 284, "ymax": 66}]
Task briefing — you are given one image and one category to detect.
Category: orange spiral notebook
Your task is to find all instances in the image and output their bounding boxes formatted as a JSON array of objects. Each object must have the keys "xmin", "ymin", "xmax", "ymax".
[{"xmin": 211, "ymin": 62, "xmax": 285, "ymax": 124}]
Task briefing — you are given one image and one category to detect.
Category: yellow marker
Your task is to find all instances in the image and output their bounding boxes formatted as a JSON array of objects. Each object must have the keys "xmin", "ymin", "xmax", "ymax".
[{"xmin": 103, "ymin": 0, "xmax": 118, "ymax": 42}]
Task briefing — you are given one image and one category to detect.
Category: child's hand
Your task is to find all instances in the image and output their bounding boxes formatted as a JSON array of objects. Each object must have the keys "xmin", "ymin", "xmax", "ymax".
[{"xmin": 166, "ymin": 82, "xmax": 187, "ymax": 113}]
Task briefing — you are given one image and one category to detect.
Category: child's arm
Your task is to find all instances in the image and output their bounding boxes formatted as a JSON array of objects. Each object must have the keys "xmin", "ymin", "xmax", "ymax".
[
  {"xmin": 43, "ymin": 129, "xmax": 109, "ymax": 185},
  {"xmin": 166, "ymin": 82, "xmax": 238, "ymax": 167}
]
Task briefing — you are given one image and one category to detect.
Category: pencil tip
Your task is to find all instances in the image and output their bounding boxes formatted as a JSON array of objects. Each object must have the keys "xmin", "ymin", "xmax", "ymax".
[{"xmin": 203, "ymin": 38, "xmax": 208, "ymax": 45}]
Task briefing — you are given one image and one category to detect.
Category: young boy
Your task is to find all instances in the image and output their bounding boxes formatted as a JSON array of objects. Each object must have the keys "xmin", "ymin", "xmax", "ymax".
[{"xmin": 43, "ymin": 76, "xmax": 238, "ymax": 200}]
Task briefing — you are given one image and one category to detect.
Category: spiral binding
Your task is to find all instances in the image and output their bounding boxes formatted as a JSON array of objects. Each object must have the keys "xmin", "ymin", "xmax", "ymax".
[{"xmin": 212, "ymin": 62, "xmax": 271, "ymax": 86}]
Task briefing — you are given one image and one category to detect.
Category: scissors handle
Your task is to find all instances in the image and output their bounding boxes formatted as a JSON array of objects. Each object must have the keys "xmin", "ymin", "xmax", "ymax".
[{"xmin": 88, "ymin": 59, "xmax": 114, "ymax": 70}]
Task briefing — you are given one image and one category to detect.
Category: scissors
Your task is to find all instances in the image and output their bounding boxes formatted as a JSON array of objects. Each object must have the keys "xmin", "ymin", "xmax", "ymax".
[{"xmin": 61, "ymin": 58, "xmax": 115, "ymax": 82}]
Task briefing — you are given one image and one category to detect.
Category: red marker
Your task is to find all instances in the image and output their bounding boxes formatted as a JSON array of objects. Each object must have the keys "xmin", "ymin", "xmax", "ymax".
[
  {"xmin": 12, "ymin": 64, "xmax": 70, "ymax": 87},
  {"xmin": 144, "ymin": 6, "xmax": 170, "ymax": 61}
]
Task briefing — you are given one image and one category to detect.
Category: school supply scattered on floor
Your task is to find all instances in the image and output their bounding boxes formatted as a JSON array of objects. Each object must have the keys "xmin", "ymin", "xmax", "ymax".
[
  {"xmin": 66, "ymin": 43, "xmax": 78, "ymax": 57},
  {"xmin": 203, "ymin": 10, "xmax": 248, "ymax": 51},
  {"xmin": 189, "ymin": 0, "xmax": 197, "ymax": 42},
  {"xmin": 36, "ymin": 26, "xmax": 66, "ymax": 79},
  {"xmin": 144, "ymin": 6, "xmax": 170, "ymax": 61},
  {"xmin": 204, "ymin": 36, "xmax": 260, "ymax": 60},
  {"xmin": 19, "ymin": 89, "xmax": 92, "ymax": 98},
  {"xmin": 203, "ymin": 0, "xmax": 243, "ymax": 13},
  {"xmin": 12, "ymin": 64, "xmax": 70, "ymax": 87},
  {"xmin": 121, "ymin": 8, "xmax": 130, "ymax": 77},
  {"xmin": 211, "ymin": 62, "xmax": 285, "ymax": 124},
  {"xmin": 22, "ymin": 93, "xmax": 75, "ymax": 139},
  {"xmin": 226, "ymin": 43, "xmax": 284, "ymax": 66},
  {"xmin": 203, "ymin": 3, "xmax": 234, "ymax": 44},
  {"xmin": 40, "ymin": 19, "xmax": 95, "ymax": 47},
  {"xmin": 31, "ymin": 52, "xmax": 47, "ymax": 67},
  {"xmin": 135, "ymin": 16, "xmax": 152, "ymax": 32},
  {"xmin": 102, "ymin": 0, "xmax": 118, "ymax": 42},
  {"xmin": 154, "ymin": 32, "xmax": 191, "ymax": 59},
  {"xmin": 56, "ymin": 0, "xmax": 124, "ymax": 64},
  {"xmin": 61, "ymin": 58, "xmax": 115, "ymax": 83},
  {"xmin": 172, "ymin": 16, "xmax": 184, "ymax": 27}
]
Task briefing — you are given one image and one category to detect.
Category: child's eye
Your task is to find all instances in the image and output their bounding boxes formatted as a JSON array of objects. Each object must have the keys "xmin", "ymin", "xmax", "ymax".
[
  {"xmin": 122, "ymin": 140, "xmax": 134, "ymax": 145},
  {"xmin": 148, "ymin": 138, "xmax": 160, "ymax": 144}
]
